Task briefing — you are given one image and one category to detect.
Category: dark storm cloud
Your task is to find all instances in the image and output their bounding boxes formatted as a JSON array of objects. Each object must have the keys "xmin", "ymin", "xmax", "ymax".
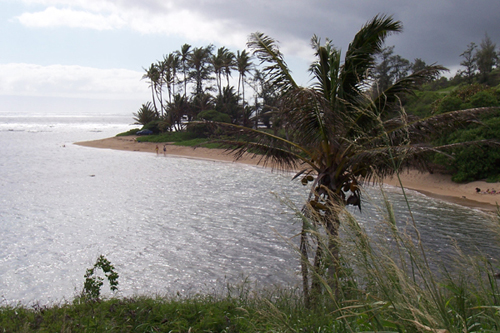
[{"xmin": 171, "ymin": 0, "xmax": 499, "ymax": 71}]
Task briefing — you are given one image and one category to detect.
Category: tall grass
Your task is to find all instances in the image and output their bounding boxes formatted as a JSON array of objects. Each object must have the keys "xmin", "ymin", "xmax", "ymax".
[{"xmin": 291, "ymin": 188, "xmax": 500, "ymax": 332}]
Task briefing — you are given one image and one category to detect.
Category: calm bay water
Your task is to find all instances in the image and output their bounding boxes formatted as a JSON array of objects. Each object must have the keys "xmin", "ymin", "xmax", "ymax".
[{"xmin": 0, "ymin": 111, "xmax": 498, "ymax": 305}]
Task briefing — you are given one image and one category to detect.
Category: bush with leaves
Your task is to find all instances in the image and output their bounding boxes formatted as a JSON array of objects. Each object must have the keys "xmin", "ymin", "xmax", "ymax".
[
  {"xmin": 197, "ymin": 109, "xmax": 232, "ymax": 123},
  {"xmin": 433, "ymin": 84, "xmax": 498, "ymax": 114},
  {"xmin": 133, "ymin": 102, "xmax": 159, "ymax": 126},
  {"xmin": 427, "ymin": 84, "xmax": 500, "ymax": 182},
  {"xmin": 81, "ymin": 255, "xmax": 119, "ymax": 300},
  {"xmin": 142, "ymin": 120, "xmax": 163, "ymax": 134},
  {"xmin": 434, "ymin": 116, "xmax": 500, "ymax": 182},
  {"xmin": 404, "ymin": 90, "xmax": 443, "ymax": 117}
]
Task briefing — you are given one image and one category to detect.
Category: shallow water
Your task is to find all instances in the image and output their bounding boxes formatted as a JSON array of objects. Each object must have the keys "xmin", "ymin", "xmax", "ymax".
[{"xmin": 0, "ymin": 111, "xmax": 498, "ymax": 305}]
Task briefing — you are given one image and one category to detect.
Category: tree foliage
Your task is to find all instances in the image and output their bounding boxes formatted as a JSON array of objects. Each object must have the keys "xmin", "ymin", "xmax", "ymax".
[
  {"xmin": 197, "ymin": 109, "xmax": 231, "ymax": 123},
  {"xmin": 457, "ymin": 34, "xmax": 499, "ymax": 86},
  {"xmin": 430, "ymin": 84, "xmax": 500, "ymax": 181},
  {"xmin": 476, "ymin": 34, "xmax": 498, "ymax": 85},
  {"xmin": 133, "ymin": 102, "xmax": 158, "ymax": 126},
  {"xmin": 460, "ymin": 42, "xmax": 477, "ymax": 84}
]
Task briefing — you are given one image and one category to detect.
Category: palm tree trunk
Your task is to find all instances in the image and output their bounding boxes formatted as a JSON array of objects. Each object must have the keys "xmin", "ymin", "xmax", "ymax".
[
  {"xmin": 305, "ymin": 210, "xmax": 341, "ymax": 306},
  {"xmin": 183, "ymin": 70, "xmax": 187, "ymax": 98},
  {"xmin": 300, "ymin": 222, "xmax": 310, "ymax": 307},
  {"xmin": 151, "ymin": 85, "xmax": 158, "ymax": 115},
  {"xmin": 325, "ymin": 209, "xmax": 341, "ymax": 297},
  {"xmin": 157, "ymin": 86, "xmax": 164, "ymax": 118},
  {"xmin": 242, "ymin": 76, "xmax": 246, "ymax": 108},
  {"xmin": 311, "ymin": 237, "xmax": 323, "ymax": 301}
]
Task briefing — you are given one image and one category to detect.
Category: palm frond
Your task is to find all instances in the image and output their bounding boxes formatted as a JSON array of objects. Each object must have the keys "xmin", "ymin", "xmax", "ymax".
[
  {"xmin": 346, "ymin": 143, "xmax": 436, "ymax": 182},
  {"xmin": 372, "ymin": 64, "xmax": 447, "ymax": 114},
  {"xmin": 395, "ymin": 107, "xmax": 499, "ymax": 138},
  {"xmin": 310, "ymin": 46, "xmax": 333, "ymax": 100},
  {"xmin": 281, "ymin": 88, "xmax": 332, "ymax": 149},
  {"xmin": 196, "ymin": 120, "xmax": 319, "ymax": 172},
  {"xmin": 220, "ymin": 139, "xmax": 308, "ymax": 172},
  {"xmin": 432, "ymin": 139, "xmax": 500, "ymax": 151},
  {"xmin": 247, "ymin": 32, "xmax": 298, "ymax": 94},
  {"xmin": 309, "ymin": 38, "xmax": 341, "ymax": 104},
  {"xmin": 356, "ymin": 107, "xmax": 499, "ymax": 150},
  {"xmin": 341, "ymin": 14, "xmax": 402, "ymax": 101}
]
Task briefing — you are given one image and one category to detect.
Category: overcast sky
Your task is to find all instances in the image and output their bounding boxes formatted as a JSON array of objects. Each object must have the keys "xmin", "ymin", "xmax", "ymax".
[{"xmin": 1, "ymin": 0, "xmax": 499, "ymax": 115}]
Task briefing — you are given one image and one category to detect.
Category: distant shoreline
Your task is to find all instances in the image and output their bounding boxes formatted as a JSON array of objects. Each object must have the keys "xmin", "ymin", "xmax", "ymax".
[{"xmin": 75, "ymin": 136, "xmax": 499, "ymax": 213}]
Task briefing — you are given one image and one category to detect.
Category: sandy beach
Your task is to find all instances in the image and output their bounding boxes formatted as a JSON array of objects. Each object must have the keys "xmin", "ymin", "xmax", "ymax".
[{"xmin": 75, "ymin": 136, "xmax": 500, "ymax": 212}]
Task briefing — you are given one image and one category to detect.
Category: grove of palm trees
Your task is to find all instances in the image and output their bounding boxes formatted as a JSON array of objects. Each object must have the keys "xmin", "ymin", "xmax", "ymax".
[{"xmin": 135, "ymin": 16, "xmax": 500, "ymax": 184}]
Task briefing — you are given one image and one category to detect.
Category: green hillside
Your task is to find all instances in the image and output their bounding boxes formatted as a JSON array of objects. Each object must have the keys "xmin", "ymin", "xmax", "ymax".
[{"xmin": 404, "ymin": 81, "xmax": 500, "ymax": 182}]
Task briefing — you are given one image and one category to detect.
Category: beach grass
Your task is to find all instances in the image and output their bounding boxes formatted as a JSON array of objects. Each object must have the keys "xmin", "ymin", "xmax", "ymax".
[
  {"xmin": 116, "ymin": 130, "xmax": 235, "ymax": 149},
  {"xmin": 115, "ymin": 128, "xmax": 141, "ymax": 137},
  {"xmin": 117, "ymin": 130, "xmax": 225, "ymax": 149},
  {"xmin": 0, "ymin": 288, "xmax": 338, "ymax": 332},
  {"xmin": 127, "ymin": 131, "xmax": 200, "ymax": 143}
]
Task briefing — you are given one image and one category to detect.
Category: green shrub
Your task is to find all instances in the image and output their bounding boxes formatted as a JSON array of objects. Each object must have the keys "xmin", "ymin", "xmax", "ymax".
[
  {"xmin": 451, "ymin": 147, "xmax": 500, "ymax": 182},
  {"xmin": 441, "ymin": 117, "xmax": 500, "ymax": 182},
  {"xmin": 133, "ymin": 102, "xmax": 158, "ymax": 126},
  {"xmin": 186, "ymin": 122, "xmax": 214, "ymax": 138},
  {"xmin": 436, "ymin": 95, "xmax": 463, "ymax": 113},
  {"xmin": 116, "ymin": 128, "xmax": 140, "ymax": 136},
  {"xmin": 197, "ymin": 109, "xmax": 232, "ymax": 123},
  {"xmin": 81, "ymin": 255, "xmax": 119, "ymax": 301},
  {"xmin": 173, "ymin": 138, "xmax": 212, "ymax": 147},
  {"xmin": 428, "ymin": 84, "xmax": 500, "ymax": 182},
  {"xmin": 134, "ymin": 130, "xmax": 200, "ymax": 143},
  {"xmin": 470, "ymin": 90, "xmax": 498, "ymax": 107},
  {"xmin": 143, "ymin": 120, "xmax": 162, "ymax": 134},
  {"xmin": 404, "ymin": 91, "xmax": 441, "ymax": 117}
]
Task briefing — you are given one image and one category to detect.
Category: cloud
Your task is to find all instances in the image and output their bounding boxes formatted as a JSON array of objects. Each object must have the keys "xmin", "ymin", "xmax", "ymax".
[
  {"xmin": 15, "ymin": 1, "xmax": 250, "ymax": 51},
  {"xmin": 0, "ymin": 63, "xmax": 149, "ymax": 100},
  {"xmin": 12, "ymin": 0, "xmax": 500, "ymax": 75},
  {"xmin": 16, "ymin": 6, "xmax": 125, "ymax": 30}
]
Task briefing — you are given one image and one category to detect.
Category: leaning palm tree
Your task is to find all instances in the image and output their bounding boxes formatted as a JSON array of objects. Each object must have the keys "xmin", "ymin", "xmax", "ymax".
[
  {"xmin": 188, "ymin": 45, "xmax": 214, "ymax": 97},
  {"xmin": 177, "ymin": 43, "xmax": 192, "ymax": 98},
  {"xmin": 154, "ymin": 61, "xmax": 166, "ymax": 117},
  {"xmin": 162, "ymin": 53, "xmax": 181, "ymax": 104},
  {"xmin": 236, "ymin": 49, "xmax": 253, "ymax": 108},
  {"xmin": 211, "ymin": 47, "xmax": 226, "ymax": 96},
  {"xmin": 167, "ymin": 52, "xmax": 181, "ymax": 102},
  {"xmin": 222, "ymin": 49, "xmax": 236, "ymax": 90},
  {"xmin": 142, "ymin": 64, "xmax": 161, "ymax": 115},
  {"xmin": 208, "ymin": 15, "xmax": 496, "ymax": 305}
]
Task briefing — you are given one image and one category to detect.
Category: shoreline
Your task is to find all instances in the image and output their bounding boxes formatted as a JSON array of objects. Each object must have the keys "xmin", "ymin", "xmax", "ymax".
[{"xmin": 75, "ymin": 136, "xmax": 500, "ymax": 213}]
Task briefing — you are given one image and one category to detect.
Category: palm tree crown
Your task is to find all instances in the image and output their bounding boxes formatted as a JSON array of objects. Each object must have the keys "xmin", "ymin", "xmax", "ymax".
[{"xmin": 238, "ymin": 15, "xmax": 468, "ymax": 205}]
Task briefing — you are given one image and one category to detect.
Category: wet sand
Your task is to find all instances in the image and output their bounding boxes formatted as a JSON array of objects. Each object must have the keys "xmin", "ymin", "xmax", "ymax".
[{"xmin": 75, "ymin": 136, "xmax": 500, "ymax": 212}]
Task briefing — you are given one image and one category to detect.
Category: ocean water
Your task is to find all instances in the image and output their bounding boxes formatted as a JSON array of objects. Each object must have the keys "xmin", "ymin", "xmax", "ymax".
[{"xmin": 0, "ymin": 111, "xmax": 499, "ymax": 305}]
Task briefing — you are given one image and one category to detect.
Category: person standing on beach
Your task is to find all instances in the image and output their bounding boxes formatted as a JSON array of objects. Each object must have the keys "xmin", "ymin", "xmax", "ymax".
[
  {"xmin": 155, "ymin": 145, "xmax": 159, "ymax": 155},
  {"xmin": 163, "ymin": 144, "xmax": 166, "ymax": 156}
]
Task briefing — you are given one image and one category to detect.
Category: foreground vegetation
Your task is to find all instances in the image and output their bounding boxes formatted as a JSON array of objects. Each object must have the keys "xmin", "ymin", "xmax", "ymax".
[{"xmin": 0, "ymin": 289, "xmax": 333, "ymax": 332}]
